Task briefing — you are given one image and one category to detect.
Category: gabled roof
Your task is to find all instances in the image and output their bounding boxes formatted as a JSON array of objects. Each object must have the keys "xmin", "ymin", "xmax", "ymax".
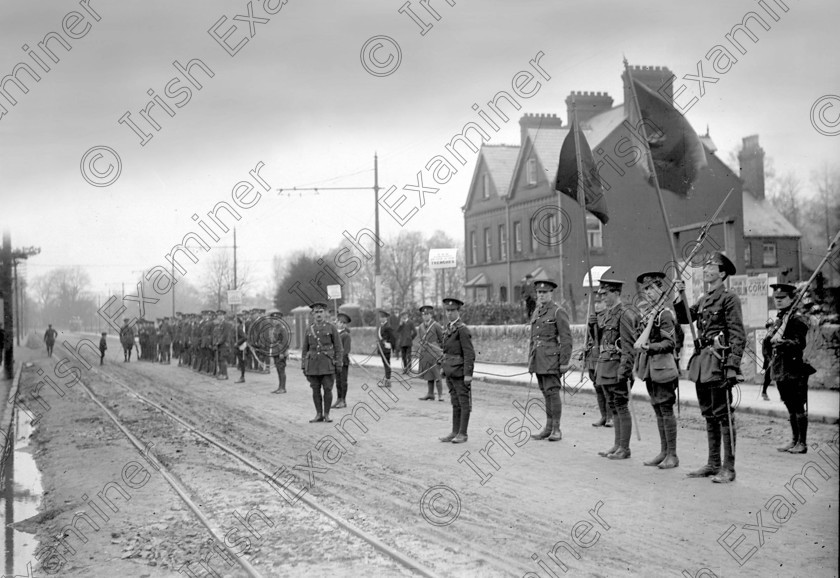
[
  {"xmin": 742, "ymin": 190, "xmax": 801, "ymax": 238},
  {"xmin": 481, "ymin": 144, "xmax": 520, "ymax": 197}
]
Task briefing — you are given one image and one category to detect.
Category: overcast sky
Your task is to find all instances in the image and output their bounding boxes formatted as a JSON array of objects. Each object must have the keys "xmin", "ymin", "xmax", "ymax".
[{"xmin": 2, "ymin": 0, "xmax": 838, "ymax": 300}]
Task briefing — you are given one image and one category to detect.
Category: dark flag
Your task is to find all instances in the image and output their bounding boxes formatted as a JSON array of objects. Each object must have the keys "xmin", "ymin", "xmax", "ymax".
[
  {"xmin": 631, "ymin": 79, "xmax": 708, "ymax": 196},
  {"xmin": 554, "ymin": 121, "xmax": 609, "ymax": 224}
]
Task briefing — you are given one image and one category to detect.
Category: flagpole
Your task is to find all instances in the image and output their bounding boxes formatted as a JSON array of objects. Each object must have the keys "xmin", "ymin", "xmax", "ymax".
[
  {"xmin": 570, "ymin": 99, "xmax": 596, "ymax": 356},
  {"xmin": 623, "ymin": 58, "xmax": 699, "ymax": 346}
]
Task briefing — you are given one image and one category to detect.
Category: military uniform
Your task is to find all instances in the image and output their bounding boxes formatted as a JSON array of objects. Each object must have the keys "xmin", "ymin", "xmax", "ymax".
[
  {"xmin": 120, "ymin": 320, "xmax": 135, "ymax": 362},
  {"xmin": 677, "ymin": 252, "xmax": 744, "ymax": 483},
  {"xmin": 333, "ymin": 312, "xmax": 352, "ymax": 408},
  {"xmin": 397, "ymin": 316, "xmax": 417, "ymax": 375},
  {"xmin": 377, "ymin": 311, "xmax": 395, "ymax": 387},
  {"xmin": 527, "ymin": 280, "xmax": 572, "ymax": 442},
  {"xmin": 438, "ymin": 298, "xmax": 475, "ymax": 444},
  {"xmin": 417, "ymin": 305, "xmax": 444, "ymax": 401},
  {"xmin": 268, "ymin": 310, "xmax": 289, "ymax": 393},
  {"xmin": 212, "ymin": 310, "xmax": 229, "ymax": 379},
  {"xmin": 768, "ymin": 283, "xmax": 812, "ymax": 454},
  {"xmin": 595, "ymin": 279, "xmax": 639, "ymax": 460},
  {"xmin": 234, "ymin": 316, "xmax": 248, "ymax": 382},
  {"xmin": 586, "ymin": 295, "xmax": 610, "ymax": 427},
  {"xmin": 302, "ymin": 302, "xmax": 343, "ymax": 422}
]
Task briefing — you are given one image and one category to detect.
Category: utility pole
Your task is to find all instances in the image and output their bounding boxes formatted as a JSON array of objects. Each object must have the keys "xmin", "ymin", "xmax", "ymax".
[
  {"xmin": 232, "ymin": 227, "xmax": 238, "ymax": 314},
  {"xmin": 2, "ymin": 231, "xmax": 12, "ymax": 378}
]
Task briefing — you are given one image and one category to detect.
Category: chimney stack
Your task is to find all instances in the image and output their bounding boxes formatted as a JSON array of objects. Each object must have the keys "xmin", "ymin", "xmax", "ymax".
[
  {"xmin": 566, "ymin": 91, "xmax": 614, "ymax": 126},
  {"xmin": 518, "ymin": 113, "xmax": 563, "ymax": 145},
  {"xmin": 738, "ymin": 134, "xmax": 765, "ymax": 199},
  {"xmin": 623, "ymin": 65, "xmax": 674, "ymax": 116}
]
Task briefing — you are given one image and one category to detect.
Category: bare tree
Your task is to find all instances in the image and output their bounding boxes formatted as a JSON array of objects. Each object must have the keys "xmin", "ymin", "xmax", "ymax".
[
  {"xmin": 383, "ymin": 231, "xmax": 424, "ymax": 309},
  {"xmin": 200, "ymin": 251, "xmax": 251, "ymax": 310},
  {"xmin": 767, "ymin": 171, "xmax": 802, "ymax": 228}
]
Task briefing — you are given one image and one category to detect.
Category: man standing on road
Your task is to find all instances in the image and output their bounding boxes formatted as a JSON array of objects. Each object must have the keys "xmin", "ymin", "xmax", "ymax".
[
  {"xmin": 234, "ymin": 313, "xmax": 248, "ymax": 384},
  {"xmin": 417, "ymin": 305, "xmax": 444, "ymax": 402},
  {"xmin": 438, "ymin": 298, "xmax": 475, "ymax": 444},
  {"xmin": 768, "ymin": 283, "xmax": 812, "ymax": 455},
  {"xmin": 522, "ymin": 274, "xmax": 537, "ymax": 320},
  {"xmin": 213, "ymin": 310, "xmax": 230, "ymax": 380},
  {"xmin": 44, "ymin": 324, "xmax": 58, "ymax": 357},
  {"xmin": 595, "ymin": 278, "xmax": 639, "ymax": 460},
  {"xmin": 269, "ymin": 309, "xmax": 289, "ymax": 394},
  {"xmin": 588, "ymin": 290, "xmax": 611, "ymax": 427},
  {"xmin": 527, "ymin": 280, "xmax": 572, "ymax": 442},
  {"xmin": 302, "ymin": 302, "xmax": 343, "ymax": 423},
  {"xmin": 120, "ymin": 318, "xmax": 135, "ymax": 362},
  {"xmin": 377, "ymin": 310, "xmax": 395, "ymax": 388},
  {"xmin": 677, "ymin": 252, "xmax": 745, "ymax": 484},
  {"xmin": 333, "ymin": 312, "xmax": 352, "ymax": 408},
  {"xmin": 397, "ymin": 311, "xmax": 417, "ymax": 375}
]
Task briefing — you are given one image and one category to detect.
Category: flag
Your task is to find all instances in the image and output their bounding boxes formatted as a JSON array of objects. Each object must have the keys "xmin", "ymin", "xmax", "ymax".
[
  {"xmin": 631, "ymin": 78, "xmax": 708, "ymax": 196},
  {"xmin": 554, "ymin": 120, "xmax": 609, "ymax": 224}
]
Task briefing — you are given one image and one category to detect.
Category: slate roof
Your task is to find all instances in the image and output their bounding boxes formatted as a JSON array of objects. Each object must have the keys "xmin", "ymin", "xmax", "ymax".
[
  {"xmin": 742, "ymin": 190, "xmax": 801, "ymax": 238},
  {"xmin": 480, "ymin": 144, "xmax": 520, "ymax": 197}
]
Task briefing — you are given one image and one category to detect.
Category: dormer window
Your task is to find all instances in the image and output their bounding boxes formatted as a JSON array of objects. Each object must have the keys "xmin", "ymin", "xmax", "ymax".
[
  {"xmin": 482, "ymin": 174, "xmax": 490, "ymax": 199},
  {"xmin": 527, "ymin": 158, "xmax": 537, "ymax": 186}
]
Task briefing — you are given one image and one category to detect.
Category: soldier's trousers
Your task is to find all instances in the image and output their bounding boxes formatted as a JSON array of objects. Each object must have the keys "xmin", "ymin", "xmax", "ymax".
[
  {"xmin": 777, "ymin": 378, "xmax": 807, "ymax": 415},
  {"xmin": 236, "ymin": 349, "xmax": 246, "ymax": 378},
  {"xmin": 274, "ymin": 356, "xmax": 287, "ymax": 389},
  {"xmin": 379, "ymin": 349, "xmax": 391, "ymax": 379},
  {"xmin": 537, "ymin": 373, "xmax": 562, "ymax": 424},
  {"xmin": 217, "ymin": 347, "xmax": 227, "ymax": 377},
  {"xmin": 336, "ymin": 363, "xmax": 349, "ymax": 400},
  {"xmin": 307, "ymin": 374, "xmax": 334, "ymax": 414},
  {"xmin": 447, "ymin": 376, "xmax": 472, "ymax": 435},
  {"xmin": 696, "ymin": 380, "xmax": 736, "ymax": 470},
  {"xmin": 400, "ymin": 346, "xmax": 412, "ymax": 370}
]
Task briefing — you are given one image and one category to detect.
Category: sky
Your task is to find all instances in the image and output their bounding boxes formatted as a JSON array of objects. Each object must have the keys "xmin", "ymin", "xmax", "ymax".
[{"xmin": 2, "ymin": 0, "xmax": 839, "ymax": 303}]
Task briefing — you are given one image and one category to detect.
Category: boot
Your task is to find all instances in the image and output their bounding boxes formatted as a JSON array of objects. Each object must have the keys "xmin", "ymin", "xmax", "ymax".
[
  {"xmin": 279, "ymin": 374, "xmax": 287, "ymax": 394},
  {"xmin": 658, "ymin": 413, "xmax": 680, "ymax": 469},
  {"xmin": 777, "ymin": 414, "xmax": 799, "ymax": 452},
  {"xmin": 531, "ymin": 401, "xmax": 552, "ymax": 440},
  {"xmin": 644, "ymin": 416, "xmax": 667, "ymax": 466},
  {"xmin": 599, "ymin": 412, "xmax": 620, "ymax": 457},
  {"xmin": 323, "ymin": 389, "xmax": 333, "ymax": 418},
  {"xmin": 592, "ymin": 386, "xmax": 608, "ymax": 426},
  {"xmin": 310, "ymin": 388, "xmax": 323, "ymax": 422},
  {"xmin": 548, "ymin": 418, "xmax": 562, "ymax": 441},
  {"xmin": 440, "ymin": 407, "xmax": 461, "ymax": 442},
  {"xmin": 547, "ymin": 395, "xmax": 562, "ymax": 441},
  {"xmin": 788, "ymin": 414, "xmax": 808, "ymax": 454},
  {"xmin": 687, "ymin": 421, "xmax": 721, "ymax": 477},
  {"xmin": 712, "ymin": 422, "xmax": 736, "ymax": 483},
  {"xmin": 452, "ymin": 408, "xmax": 470, "ymax": 443},
  {"xmin": 419, "ymin": 382, "xmax": 435, "ymax": 400},
  {"xmin": 436, "ymin": 380, "xmax": 444, "ymax": 401},
  {"xmin": 235, "ymin": 377, "xmax": 245, "ymax": 384},
  {"xmin": 323, "ymin": 412, "xmax": 333, "ymax": 423},
  {"xmin": 608, "ymin": 408, "xmax": 632, "ymax": 459},
  {"xmin": 381, "ymin": 378, "xmax": 391, "ymax": 388}
]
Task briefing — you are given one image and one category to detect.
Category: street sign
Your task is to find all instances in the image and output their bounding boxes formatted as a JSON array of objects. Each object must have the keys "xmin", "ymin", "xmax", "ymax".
[
  {"xmin": 729, "ymin": 274, "xmax": 769, "ymax": 328},
  {"xmin": 429, "ymin": 248, "xmax": 457, "ymax": 269},
  {"xmin": 227, "ymin": 290, "xmax": 242, "ymax": 305},
  {"xmin": 327, "ymin": 284, "xmax": 342, "ymax": 300}
]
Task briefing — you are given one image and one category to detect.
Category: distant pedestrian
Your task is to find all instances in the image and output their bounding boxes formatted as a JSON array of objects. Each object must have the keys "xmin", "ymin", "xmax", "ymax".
[
  {"xmin": 120, "ymin": 318, "xmax": 135, "ymax": 362},
  {"xmin": 397, "ymin": 311, "xmax": 417, "ymax": 375},
  {"xmin": 44, "ymin": 324, "xmax": 58, "ymax": 357},
  {"xmin": 99, "ymin": 332, "xmax": 108, "ymax": 365}
]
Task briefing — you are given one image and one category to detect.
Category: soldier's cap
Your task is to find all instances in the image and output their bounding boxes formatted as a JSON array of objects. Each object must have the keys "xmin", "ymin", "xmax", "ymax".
[
  {"xmin": 201, "ymin": 310, "xmax": 212, "ymax": 315},
  {"xmin": 267, "ymin": 308, "xmax": 283, "ymax": 317},
  {"xmin": 337, "ymin": 312, "xmax": 351, "ymax": 324},
  {"xmin": 419, "ymin": 305, "xmax": 434, "ymax": 314},
  {"xmin": 598, "ymin": 278, "xmax": 624, "ymax": 291},
  {"xmin": 636, "ymin": 271, "xmax": 666, "ymax": 286},
  {"xmin": 310, "ymin": 302, "xmax": 328, "ymax": 311},
  {"xmin": 378, "ymin": 309, "xmax": 391, "ymax": 318},
  {"xmin": 706, "ymin": 251, "xmax": 736, "ymax": 276},
  {"xmin": 534, "ymin": 279, "xmax": 558, "ymax": 291},
  {"xmin": 770, "ymin": 283, "xmax": 797, "ymax": 297},
  {"xmin": 252, "ymin": 308, "xmax": 265, "ymax": 314},
  {"xmin": 216, "ymin": 309, "xmax": 227, "ymax": 315},
  {"xmin": 442, "ymin": 297, "xmax": 464, "ymax": 310}
]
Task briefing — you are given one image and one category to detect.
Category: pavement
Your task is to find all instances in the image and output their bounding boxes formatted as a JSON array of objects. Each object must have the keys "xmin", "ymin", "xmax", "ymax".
[{"xmin": 339, "ymin": 351, "xmax": 840, "ymax": 425}]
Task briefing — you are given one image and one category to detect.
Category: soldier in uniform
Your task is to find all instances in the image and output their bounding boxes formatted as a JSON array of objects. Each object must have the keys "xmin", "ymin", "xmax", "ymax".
[
  {"xmin": 160, "ymin": 317, "xmax": 172, "ymax": 364},
  {"xmin": 148, "ymin": 320, "xmax": 158, "ymax": 361},
  {"xmin": 234, "ymin": 313, "xmax": 248, "ymax": 383},
  {"xmin": 302, "ymin": 302, "xmax": 343, "ymax": 423},
  {"xmin": 768, "ymin": 283, "xmax": 811, "ymax": 454},
  {"xmin": 527, "ymin": 280, "xmax": 572, "ymax": 442},
  {"xmin": 635, "ymin": 272, "xmax": 680, "ymax": 469},
  {"xmin": 269, "ymin": 309, "xmax": 289, "ymax": 394},
  {"xmin": 120, "ymin": 318, "xmax": 135, "ymax": 362},
  {"xmin": 191, "ymin": 313, "xmax": 203, "ymax": 371},
  {"xmin": 377, "ymin": 310, "xmax": 395, "ymax": 388},
  {"xmin": 213, "ymin": 309, "xmax": 230, "ymax": 380},
  {"xmin": 396, "ymin": 311, "xmax": 417, "ymax": 375},
  {"xmin": 438, "ymin": 298, "xmax": 476, "ymax": 444},
  {"xmin": 594, "ymin": 278, "xmax": 639, "ymax": 460},
  {"xmin": 417, "ymin": 305, "xmax": 445, "ymax": 401},
  {"xmin": 138, "ymin": 320, "xmax": 148, "ymax": 360},
  {"xmin": 99, "ymin": 331, "xmax": 107, "ymax": 365},
  {"xmin": 587, "ymin": 290, "xmax": 611, "ymax": 427},
  {"xmin": 333, "ymin": 312, "xmax": 352, "ymax": 408},
  {"xmin": 676, "ymin": 252, "xmax": 745, "ymax": 484},
  {"xmin": 201, "ymin": 311, "xmax": 215, "ymax": 375}
]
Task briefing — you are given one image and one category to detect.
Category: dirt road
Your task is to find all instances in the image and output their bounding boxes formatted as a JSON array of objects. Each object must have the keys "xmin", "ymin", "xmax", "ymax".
[{"xmin": 13, "ymin": 347, "xmax": 839, "ymax": 577}]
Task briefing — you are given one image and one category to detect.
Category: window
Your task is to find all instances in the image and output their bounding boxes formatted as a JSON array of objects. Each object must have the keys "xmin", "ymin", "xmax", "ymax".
[
  {"xmin": 475, "ymin": 287, "xmax": 488, "ymax": 303},
  {"xmin": 529, "ymin": 219, "xmax": 535, "ymax": 252},
  {"xmin": 513, "ymin": 221, "xmax": 522, "ymax": 253},
  {"xmin": 499, "ymin": 285, "xmax": 508, "ymax": 302},
  {"xmin": 499, "ymin": 224, "xmax": 507, "ymax": 261},
  {"xmin": 484, "ymin": 228, "xmax": 492, "ymax": 263},
  {"xmin": 482, "ymin": 174, "xmax": 490, "ymax": 199},
  {"xmin": 744, "ymin": 243, "xmax": 752, "ymax": 267},
  {"xmin": 526, "ymin": 158, "xmax": 537, "ymax": 186},
  {"xmin": 586, "ymin": 213, "xmax": 603, "ymax": 249},
  {"xmin": 762, "ymin": 241, "xmax": 777, "ymax": 267},
  {"xmin": 470, "ymin": 231, "xmax": 477, "ymax": 265},
  {"xmin": 546, "ymin": 212, "xmax": 557, "ymax": 246}
]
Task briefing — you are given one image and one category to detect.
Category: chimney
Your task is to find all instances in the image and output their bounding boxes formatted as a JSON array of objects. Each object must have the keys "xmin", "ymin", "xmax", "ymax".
[
  {"xmin": 519, "ymin": 113, "xmax": 563, "ymax": 145},
  {"xmin": 622, "ymin": 65, "xmax": 674, "ymax": 116},
  {"xmin": 566, "ymin": 91, "xmax": 614, "ymax": 126},
  {"xmin": 738, "ymin": 134, "xmax": 765, "ymax": 199}
]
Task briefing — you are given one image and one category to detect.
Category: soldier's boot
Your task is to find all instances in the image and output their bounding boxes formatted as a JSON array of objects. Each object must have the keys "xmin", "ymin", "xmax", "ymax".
[
  {"xmin": 439, "ymin": 407, "xmax": 461, "ymax": 442},
  {"xmin": 608, "ymin": 407, "xmax": 632, "ymax": 460},
  {"xmin": 323, "ymin": 390, "xmax": 333, "ymax": 423},
  {"xmin": 644, "ymin": 415, "xmax": 667, "ymax": 466},
  {"xmin": 382, "ymin": 378, "xmax": 392, "ymax": 388},
  {"xmin": 777, "ymin": 413, "xmax": 799, "ymax": 452},
  {"xmin": 452, "ymin": 409, "xmax": 470, "ymax": 443},
  {"xmin": 592, "ymin": 387, "xmax": 608, "ymax": 427},
  {"xmin": 599, "ymin": 412, "xmax": 621, "ymax": 457},
  {"xmin": 419, "ymin": 382, "xmax": 435, "ymax": 400},
  {"xmin": 788, "ymin": 414, "xmax": 808, "ymax": 454},
  {"xmin": 279, "ymin": 373, "xmax": 287, "ymax": 394},
  {"xmin": 712, "ymin": 422, "xmax": 736, "ymax": 483},
  {"xmin": 687, "ymin": 421, "xmax": 721, "ymax": 478},
  {"xmin": 531, "ymin": 401, "xmax": 552, "ymax": 440},
  {"xmin": 658, "ymin": 413, "xmax": 680, "ymax": 469},
  {"xmin": 548, "ymin": 394, "xmax": 562, "ymax": 441},
  {"xmin": 436, "ymin": 380, "xmax": 444, "ymax": 401},
  {"xmin": 309, "ymin": 388, "xmax": 324, "ymax": 423}
]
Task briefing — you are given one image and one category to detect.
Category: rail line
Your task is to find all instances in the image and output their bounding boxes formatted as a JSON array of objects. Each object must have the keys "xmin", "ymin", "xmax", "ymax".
[{"xmin": 92, "ymin": 366, "xmax": 444, "ymax": 578}]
